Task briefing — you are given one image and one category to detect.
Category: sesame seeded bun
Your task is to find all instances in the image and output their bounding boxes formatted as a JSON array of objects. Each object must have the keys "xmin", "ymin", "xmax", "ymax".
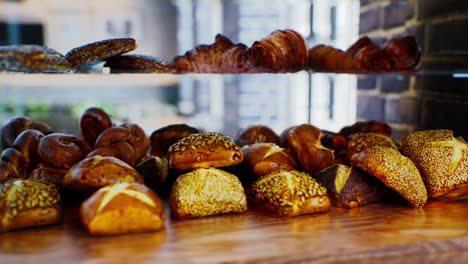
[
  {"xmin": 346, "ymin": 132, "xmax": 398, "ymax": 162},
  {"xmin": 250, "ymin": 170, "xmax": 330, "ymax": 216},
  {"xmin": 350, "ymin": 146, "xmax": 428, "ymax": 207},
  {"xmin": 170, "ymin": 168, "xmax": 247, "ymax": 218},
  {"xmin": 400, "ymin": 129, "xmax": 468, "ymax": 199}
]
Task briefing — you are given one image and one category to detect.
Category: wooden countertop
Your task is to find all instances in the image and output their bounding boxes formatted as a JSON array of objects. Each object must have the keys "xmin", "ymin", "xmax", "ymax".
[{"xmin": 1, "ymin": 198, "xmax": 467, "ymax": 264}]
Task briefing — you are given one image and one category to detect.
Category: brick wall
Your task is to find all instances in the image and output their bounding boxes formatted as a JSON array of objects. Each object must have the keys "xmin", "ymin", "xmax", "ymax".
[{"xmin": 358, "ymin": 0, "xmax": 468, "ymax": 140}]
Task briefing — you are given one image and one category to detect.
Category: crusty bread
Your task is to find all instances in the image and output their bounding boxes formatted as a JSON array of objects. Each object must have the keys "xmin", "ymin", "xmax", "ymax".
[
  {"xmin": 170, "ymin": 168, "xmax": 247, "ymax": 218},
  {"xmin": 0, "ymin": 179, "xmax": 62, "ymax": 232},
  {"xmin": 80, "ymin": 182, "xmax": 165, "ymax": 235},
  {"xmin": 350, "ymin": 146, "xmax": 427, "ymax": 207},
  {"xmin": 346, "ymin": 132, "xmax": 398, "ymax": 162},
  {"xmin": 242, "ymin": 143, "xmax": 297, "ymax": 176},
  {"xmin": 250, "ymin": 170, "xmax": 330, "ymax": 216},
  {"xmin": 63, "ymin": 156, "xmax": 144, "ymax": 193},
  {"xmin": 400, "ymin": 129, "xmax": 468, "ymax": 199},
  {"xmin": 167, "ymin": 132, "xmax": 243, "ymax": 171}
]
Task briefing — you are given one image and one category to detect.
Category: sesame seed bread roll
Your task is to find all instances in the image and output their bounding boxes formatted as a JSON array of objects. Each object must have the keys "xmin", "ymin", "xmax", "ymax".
[
  {"xmin": 350, "ymin": 146, "xmax": 428, "ymax": 207},
  {"xmin": 0, "ymin": 179, "xmax": 62, "ymax": 232},
  {"xmin": 63, "ymin": 156, "xmax": 144, "ymax": 193},
  {"xmin": 167, "ymin": 132, "xmax": 244, "ymax": 171},
  {"xmin": 170, "ymin": 168, "xmax": 247, "ymax": 218},
  {"xmin": 250, "ymin": 170, "xmax": 330, "ymax": 216},
  {"xmin": 346, "ymin": 132, "xmax": 398, "ymax": 162},
  {"xmin": 80, "ymin": 183, "xmax": 166, "ymax": 235},
  {"xmin": 400, "ymin": 130, "xmax": 468, "ymax": 199}
]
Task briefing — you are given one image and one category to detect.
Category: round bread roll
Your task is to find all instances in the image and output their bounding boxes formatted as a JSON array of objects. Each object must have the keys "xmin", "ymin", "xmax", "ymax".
[
  {"xmin": 346, "ymin": 132, "xmax": 398, "ymax": 162},
  {"xmin": 150, "ymin": 124, "xmax": 199, "ymax": 157},
  {"xmin": 350, "ymin": 146, "xmax": 428, "ymax": 207},
  {"xmin": 235, "ymin": 125, "xmax": 280, "ymax": 147},
  {"xmin": 79, "ymin": 107, "xmax": 113, "ymax": 146},
  {"xmin": 80, "ymin": 182, "xmax": 166, "ymax": 235},
  {"xmin": 242, "ymin": 143, "xmax": 297, "ymax": 176},
  {"xmin": 0, "ymin": 179, "xmax": 62, "ymax": 232},
  {"xmin": 38, "ymin": 133, "xmax": 91, "ymax": 168}
]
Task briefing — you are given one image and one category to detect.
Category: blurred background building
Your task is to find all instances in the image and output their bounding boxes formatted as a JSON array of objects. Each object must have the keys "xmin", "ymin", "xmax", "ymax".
[{"xmin": 0, "ymin": 0, "xmax": 359, "ymax": 137}]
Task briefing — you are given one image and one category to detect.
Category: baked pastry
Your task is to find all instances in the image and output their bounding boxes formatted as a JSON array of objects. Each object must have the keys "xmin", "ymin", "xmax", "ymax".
[
  {"xmin": 0, "ymin": 45, "xmax": 74, "ymax": 73},
  {"xmin": 242, "ymin": 143, "xmax": 297, "ymax": 176},
  {"xmin": 63, "ymin": 156, "xmax": 144, "ymax": 193},
  {"xmin": 80, "ymin": 182, "xmax": 165, "ymax": 235},
  {"xmin": 285, "ymin": 124, "xmax": 335, "ymax": 176},
  {"xmin": 65, "ymin": 38, "xmax": 137, "ymax": 68},
  {"xmin": 339, "ymin": 120, "xmax": 392, "ymax": 139},
  {"xmin": 87, "ymin": 141, "xmax": 136, "ymax": 167},
  {"xmin": 315, "ymin": 164, "xmax": 386, "ymax": 208},
  {"xmin": 12, "ymin": 129, "xmax": 45, "ymax": 172},
  {"xmin": 235, "ymin": 125, "xmax": 281, "ymax": 147},
  {"xmin": 346, "ymin": 132, "xmax": 398, "ymax": 162},
  {"xmin": 135, "ymin": 156, "xmax": 169, "ymax": 196},
  {"xmin": 0, "ymin": 179, "xmax": 62, "ymax": 232},
  {"xmin": 383, "ymin": 36, "xmax": 421, "ymax": 70},
  {"xmin": 38, "ymin": 133, "xmax": 91, "ymax": 168},
  {"xmin": 350, "ymin": 146, "xmax": 427, "ymax": 207},
  {"xmin": 308, "ymin": 44, "xmax": 364, "ymax": 73},
  {"xmin": 1, "ymin": 117, "xmax": 52, "ymax": 149},
  {"xmin": 400, "ymin": 129, "xmax": 468, "ymax": 199},
  {"xmin": 170, "ymin": 168, "xmax": 247, "ymax": 218},
  {"xmin": 245, "ymin": 29, "xmax": 309, "ymax": 73},
  {"xmin": 29, "ymin": 163, "xmax": 67, "ymax": 187},
  {"xmin": 104, "ymin": 54, "xmax": 171, "ymax": 73},
  {"xmin": 346, "ymin": 36, "xmax": 393, "ymax": 72},
  {"xmin": 167, "ymin": 132, "xmax": 243, "ymax": 171},
  {"xmin": 0, "ymin": 148, "xmax": 27, "ymax": 184},
  {"xmin": 250, "ymin": 170, "xmax": 330, "ymax": 216},
  {"xmin": 80, "ymin": 107, "xmax": 113, "ymax": 146},
  {"xmin": 150, "ymin": 124, "xmax": 199, "ymax": 157}
]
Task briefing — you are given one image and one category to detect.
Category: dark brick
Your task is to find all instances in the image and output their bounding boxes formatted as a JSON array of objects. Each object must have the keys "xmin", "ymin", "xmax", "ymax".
[
  {"xmin": 360, "ymin": 7, "xmax": 380, "ymax": 34},
  {"xmin": 415, "ymin": 75, "xmax": 468, "ymax": 98},
  {"xmin": 420, "ymin": 99, "xmax": 468, "ymax": 139},
  {"xmin": 383, "ymin": 1, "xmax": 414, "ymax": 29},
  {"xmin": 404, "ymin": 24, "xmax": 425, "ymax": 54},
  {"xmin": 385, "ymin": 96, "xmax": 420, "ymax": 125},
  {"xmin": 380, "ymin": 74, "xmax": 410, "ymax": 93},
  {"xmin": 357, "ymin": 75, "xmax": 377, "ymax": 90},
  {"xmin": 418, "ymin": 0, "xmax": 468, "ymax": 19},
  {"xmin": 357, "ymin": 94, "xmax": 385, "ymax": 121},
  {"xmin": 429, "ymin": 19, "xmax": 468, "ymax": 55}
]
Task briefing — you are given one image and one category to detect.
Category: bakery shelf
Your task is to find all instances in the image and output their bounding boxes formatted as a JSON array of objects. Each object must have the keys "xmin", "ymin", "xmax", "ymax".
[{"xmin": 1, "ymin": 198, "xmax": 467, "ymax": 264}]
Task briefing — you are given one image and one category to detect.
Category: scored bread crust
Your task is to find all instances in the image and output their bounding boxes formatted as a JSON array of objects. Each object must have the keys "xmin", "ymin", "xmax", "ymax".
[
  {"xmin": 350, "ymin": 146, "xmax": 428, "ymax": 207},
  {"xmin": 80, "ymin": 183, "xmax": 166, "ymax": 235},
  {"xmin": 400, "ymin": 129, "xmax": 468, "ymax": 198},
  {"xmin": 242, "ymin": 143, "xmax": 297, "ymax": 176}
]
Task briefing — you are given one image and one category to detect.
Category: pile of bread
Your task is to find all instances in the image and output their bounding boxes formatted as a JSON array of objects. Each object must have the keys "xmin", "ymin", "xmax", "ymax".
[
  {"xmin": 0, "ymin": 29, "xmax": 421, "ymax": 74},
  {"xmin": 0, "ymin": 107, "xmax": 466, "ymax": 235}
]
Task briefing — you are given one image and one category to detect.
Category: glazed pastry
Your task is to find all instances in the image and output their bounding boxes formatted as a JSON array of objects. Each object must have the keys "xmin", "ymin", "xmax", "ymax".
[
  {"xmin": 350, "ymin": 146, "xmax": 427, "ymax": 207},
  {"xmin": 167, "ymin": 132, "xmax": 243, "ymax": 171},
  {"xmin": 170, "ymin": 168, "xmax": 247, "ymax": 218},
  {"xmin": 235, "ymin": 125, "xmax": 281, "ymax": 147},
  {"xmin": 346, "ymin": 36, "xmax": 393, "ymax": 72},
  {"xmin": 346, "ymin": 132, "xmax": 398, "ymax": 162},
  {"xmin": 12, "ymin": 129, "xmax": 45, "ymax": 172},
  {"xmin": 104, "ymin": 54, "xmax": 171, "ymax": 73},
  {"xmin": 315, "ymin": 164, "xmax": 386, "ymax": 208},
  {"xmin": 79, "ymin": 107, "xmax": 113, "ymax": 146},
  {"xmin": 0, "ymin": 179, "xmax": 62, "ymax": 232},
  {"xmin": 285, "ymin": 124, "xmax": 335, "ymax": 176},
  {"xmin": 339, "ymin": 120, "xmax": 392, "ymax": 139},
  {"xmin": 87, "ymin": 141, "xmax": 136, "ymax": 167},
  {"xmin": 400, "ymin": 129, "xmax": 468, "ymax": 199},
  {"xmin": 1, "ymin": 117, "xmax": 52, "ymax": 149},
  {"xmin": 65, "ymin": 38, "xmax": 137, "ymax": 68},
  {"xmin": 0, "ymin": 148, "xmax": 27, "ymax": 184},
  {"xmin": 38, "ymin": 133, "xmax": 91, "ymax": 168},
  {"xmin": 242, "ymin": 143, "xmax": 297, "ymax": 176},
  {"xmin": 250, "ymin": 170, "xmax": 330, "ymax": 216},
  {"xmin": 383, "ymin": 36, "xmax": 421, "ymax": 70},
  {"xmin": 80, "ymin": 182, "xmax": 166, "ymax": 235},
  {"xmin": 0, "ymin": 45, "xmax": 74, "ymax": 73},
  {"xmin": 63, "ymin": 156, "xmax": 144, "ymax": 193},
  {"xmin": 29, "ymin": 163, "xmax": 67, "ymax": 187},
  {"xmin": 308, "ymin": 44, "xmax": 364, "ymax": 73},
  {"xmin": 150, "ymin": 124, "xmax": 199, "ymax": 157}
]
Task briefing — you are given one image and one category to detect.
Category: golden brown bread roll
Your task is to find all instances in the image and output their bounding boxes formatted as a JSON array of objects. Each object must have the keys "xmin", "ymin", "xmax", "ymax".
[
  {"xmin": 63, "ymin": 156, "xmax": 144, "ymax": 193},
  {"xmin": 315, "ymin": 164, "xmax": 386, "ymax": 208},
  {"xmin": 170, "ymin": 168, "xmax": 247, "ymax": 218},
  {"xmin": 250, "ymin": 170, "xmax": 330, "ymax": 216},
  {"xmin": 350, "ymin": 146, "xmax": 428, "ymax": 207},
  {"xmin": 104, "ymin": 54, "xmax": 171, "ymax": 73},
  {"xmin": 400, "ymin": 129, "xmax": 468, "ymax": 199},
  {"xmin": 308, "ymin": 44, "xmax": 364, "ymax": 73},
  {"xmin": 235, "ymin": 125, "xmax": 281, "ymax": 147},
  {"xmin": 346, "ymin": 132, "xmax": 398, "ymax": 162},
  {"xmin": 0, "ymin": 179, "xmax": 62, "ymax": 232},
  {"xmin": 242, "ymin": 143, "xmax": 297, "ymax": 176},
  {"xmin": 167, "ymin": 132, "xmax": 243, "ymax": 171},
  {"xmin": 65, "ymin": 38, "xmax": 137, "ymax": 68},
  {"xmin": 0, "ymin": 45, "xmax": 74, "ymax": 73},
  {"xmin": 80, "ymin": 182, "xmax": 166, "ymax": 235},
  {"xmin": 150, "ymin": 124, "xmax": 199, "ymax": 157}
]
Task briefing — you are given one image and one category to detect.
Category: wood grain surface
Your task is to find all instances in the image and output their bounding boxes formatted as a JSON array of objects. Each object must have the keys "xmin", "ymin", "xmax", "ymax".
[{"xmin": 1, "ymin": 198, "xmax": 467, "ymax": 264}]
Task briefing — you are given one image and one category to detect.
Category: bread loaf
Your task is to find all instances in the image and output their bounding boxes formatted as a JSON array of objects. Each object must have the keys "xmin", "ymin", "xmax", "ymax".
[{"xmin": 242, "ymin": 143, "xmax": 297, "ymax": 176}]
